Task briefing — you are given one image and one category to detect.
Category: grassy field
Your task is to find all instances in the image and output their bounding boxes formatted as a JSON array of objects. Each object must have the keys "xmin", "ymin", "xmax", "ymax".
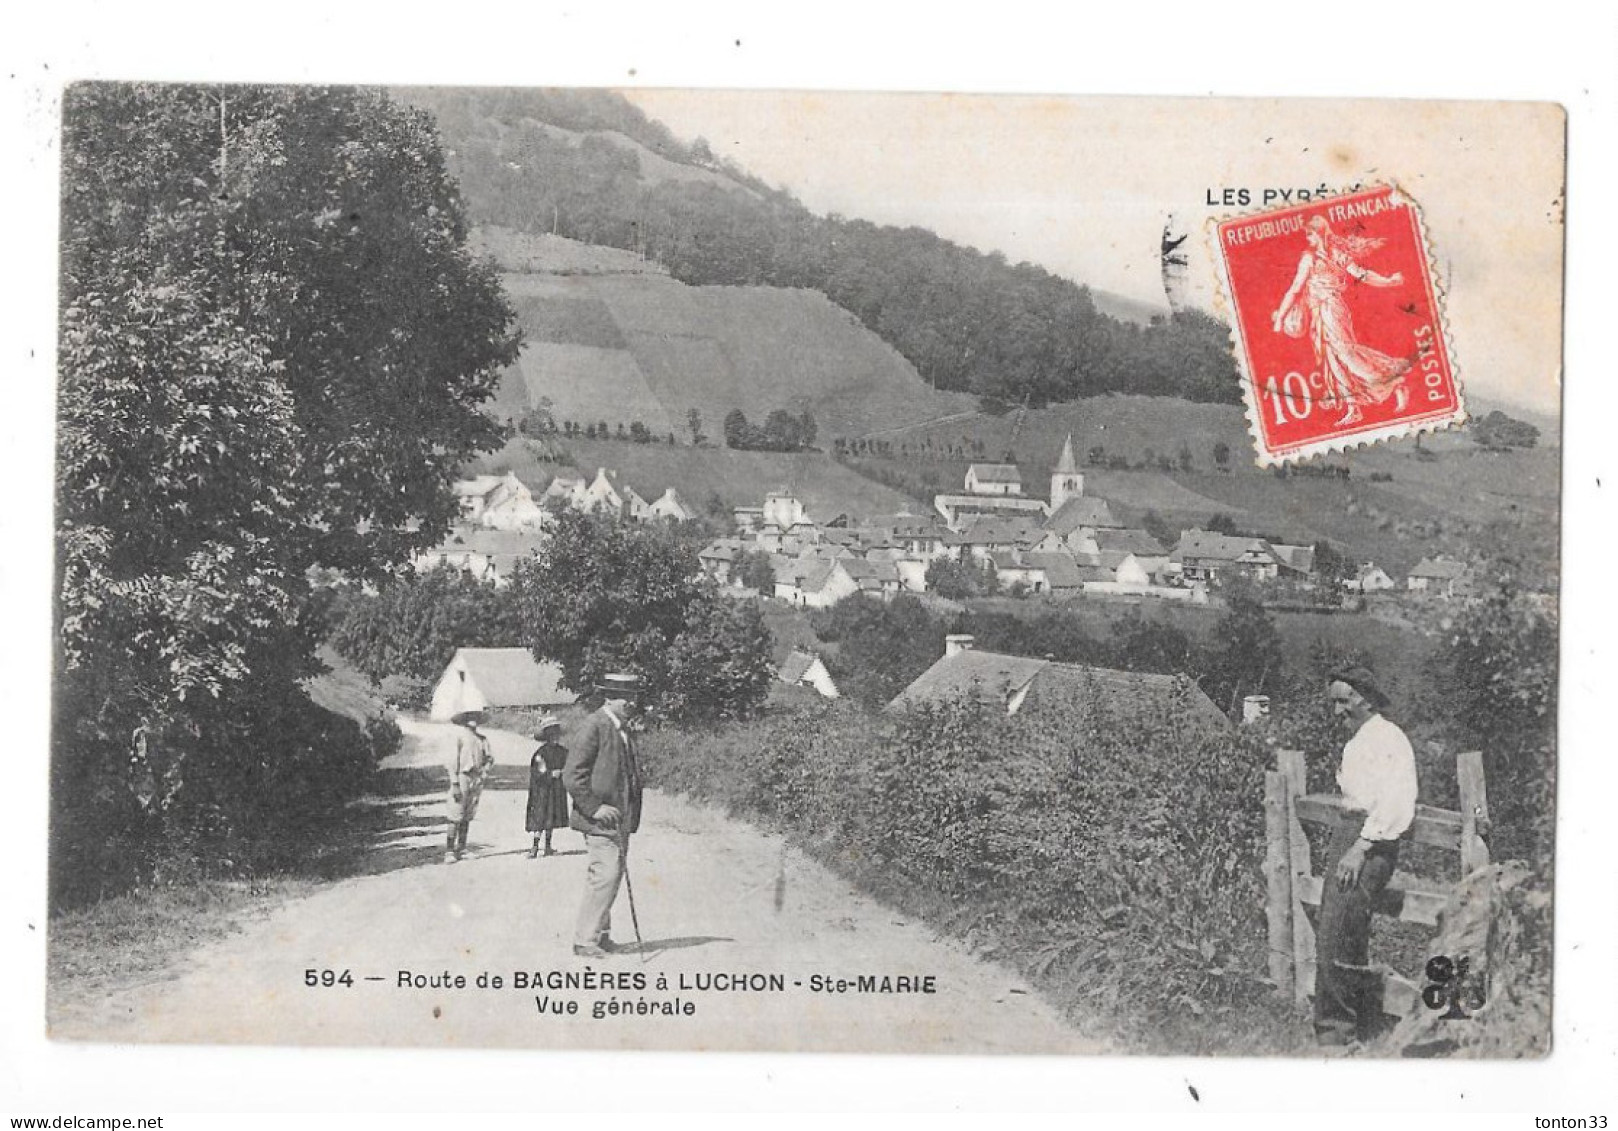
[{"xmin": 489, "ymin": 268, "xmax": 975, "ymax": 441}]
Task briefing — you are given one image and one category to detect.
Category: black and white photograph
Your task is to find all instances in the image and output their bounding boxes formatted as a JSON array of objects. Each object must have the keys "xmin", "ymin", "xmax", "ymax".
[
  {"xmin": 6, "ymin": 4, "xmax": 1614, "ymax": 1120},
  {"xmin": 43, "ymin": 82, "xmax": 1563, "ymax": 1058}
]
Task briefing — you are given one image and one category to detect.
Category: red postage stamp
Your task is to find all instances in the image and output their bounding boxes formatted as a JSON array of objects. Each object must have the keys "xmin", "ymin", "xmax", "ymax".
[{"xmin": 1213, "ymin": 185, "xmax": 1463, "ymax": 465}]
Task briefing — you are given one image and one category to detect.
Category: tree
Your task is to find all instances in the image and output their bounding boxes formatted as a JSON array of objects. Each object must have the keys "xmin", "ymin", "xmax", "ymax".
[
  {"xmin": 687, "ymin": 407, "xmax": 704, "ymax": 447},
  {"xmin": 509, "ymin": 510, "xmax": 771, "ymax": 720},
  {"xmin": 1206, "ymin": 513, "xmax": 1240, "ymax": 536},
  {"xmin": 723, "ymin": 408, "xmax": 752, "ymax": 449},
  {"xmin": 327, "ymin": 568, "xmax": 518, "ymax": 686},
  {"xmin": 811, "ymin": 595, "xmax": 944, "ymax": 708},
  {"xmin": 1199, "ymin": 589, "xmax": 1285, "ymax": 715},
  {"xmin": 1212, "ymin": 441, "xmax": 1231, "ymax": 472},
  {"xmin": 734, "ymin": 548, "xmax": 777, "ymax": 594},
  {"xmin": 1473, "ymin": 410, "xmax": 1541, "ymax": 452},
  {"xmin": 1423, "ymin": 581, "xmax": 1557, "ymax": 860},
  {"xmin": 54, "ymin": 83, "xmax": 519, "ymax": 902},
  {"xmin": 925, "ymin": 556, "xmax": 993, "ymax": 599}
]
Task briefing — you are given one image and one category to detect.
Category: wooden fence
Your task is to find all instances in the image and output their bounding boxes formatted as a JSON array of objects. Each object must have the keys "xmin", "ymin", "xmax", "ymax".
[{"xmin": 1263, "ymin": 748, "xmax": 1490, "ymax": 1014}]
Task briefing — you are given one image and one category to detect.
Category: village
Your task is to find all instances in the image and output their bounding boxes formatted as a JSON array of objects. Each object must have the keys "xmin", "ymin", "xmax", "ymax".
[{"xmin": 422, "ymin": 433, "xmax": 1479, "ymax": 608}]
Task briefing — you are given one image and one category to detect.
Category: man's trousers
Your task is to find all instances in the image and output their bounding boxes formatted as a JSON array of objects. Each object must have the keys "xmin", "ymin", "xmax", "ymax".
[
  {"xmin": 573, "ymin": 832, "xmax": 625, "ymax": 948},
  {"xmin": 1313, "ymin": 818, "xmax": 1399, "ymax": 1045}
]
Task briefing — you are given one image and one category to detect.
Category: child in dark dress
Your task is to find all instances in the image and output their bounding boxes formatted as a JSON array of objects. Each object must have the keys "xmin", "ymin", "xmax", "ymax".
[{"xmin": 525, "ymin": 715, "xmax": 570, "ymax": 858}]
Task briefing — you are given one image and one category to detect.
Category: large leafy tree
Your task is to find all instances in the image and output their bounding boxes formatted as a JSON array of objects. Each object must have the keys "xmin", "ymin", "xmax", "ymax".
[
  {"xmin": 54, "ymin": 83, "xmax": 519, "ymax": 899},
  {"xmin": 509, "ymin": 510, "xmax": 773, "ymax": 721}
]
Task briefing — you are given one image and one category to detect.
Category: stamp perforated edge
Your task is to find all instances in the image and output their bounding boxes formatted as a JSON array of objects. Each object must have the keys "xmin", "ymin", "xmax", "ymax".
[{"xmin": 1205, "ymin": 182, "xmax": 1467, "ymax": 468}]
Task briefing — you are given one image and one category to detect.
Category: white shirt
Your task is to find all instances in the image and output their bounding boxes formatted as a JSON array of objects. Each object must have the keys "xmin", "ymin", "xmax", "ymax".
[{"xmin": 1337, "ymin": 713, "xmax": 1419, "ymax": 842}]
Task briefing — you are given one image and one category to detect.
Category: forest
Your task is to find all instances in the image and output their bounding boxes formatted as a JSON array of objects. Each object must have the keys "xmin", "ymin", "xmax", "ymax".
[{"xmin": 404, "ymin": 87, "xmax": 1244, "ymax": 408}]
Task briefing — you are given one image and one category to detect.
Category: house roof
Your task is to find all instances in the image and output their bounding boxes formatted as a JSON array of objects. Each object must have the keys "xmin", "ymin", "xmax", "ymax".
[
  {"xmin": 454, "ymin": 475, "xmax": 506, "ymax": 498},
  {"xmin": 953, "ymin": 515, "xmax": 1047, "ymax": 546},
  {"xmin": 699, "ymin": 539, "xmax": 743, "ymax": 562},
  {"xmin": 1023, "ymin": 664, "xmax": 1228, "ymax": 729},
  {"xmin": 1045, "ymin": 496, "xmax": 1121, "ymax": 535},
  {"xmin": 777, "ymin": 650, "xmax": 817, "ymax": 685},
  {"xmin": 1169, "ymin": 529, "xmax": 1274, "ymax": 564},
  {"xmin": 1273, "ymin": 544, "xmax": 1316, "ymax": 573},
  {"xmin": 1095, "ymin": 528, "xmax": 1165, "ymax": 555},
  {"xmin": 967, "ymin": 463, "xmax": 1023, "ymax": 483},
  {"xmin": 890, "ymin": 647, "xmax": 1228, "ymax": 729},
  {"xmin": 890, "ymin": 650, "xmax": 1049, "ymax": 711},
  {"xmin": 445, "ymin": 648, "xmax": 575, "ymax": 708},
  {"xmin": 838, "ymin": 559, "xmax": 899, "ymax": 583},
  {"xmin": 1024, "ymin": 552, "xmax": 1087, "ymax": 589},
  {"xmin": 425, "ymin": 527, "xmax": 546, "ymax": 557}
]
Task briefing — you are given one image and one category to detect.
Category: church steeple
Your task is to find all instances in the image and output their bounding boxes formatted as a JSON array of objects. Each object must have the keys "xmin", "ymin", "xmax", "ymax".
[
  {"xmin": 1051, "ymin": 433, "xmax": 1085, "ymax": 512},
  {"xmin": 1055, "ymin": 433, "xmax": 1079, "ymax": 475}
]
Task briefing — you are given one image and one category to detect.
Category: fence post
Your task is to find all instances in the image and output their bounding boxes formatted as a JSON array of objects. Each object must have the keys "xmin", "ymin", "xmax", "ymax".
[
  {"xmin": 1278, "ymin": 749, "xmax": 1316, "ymax": 1003},
  {"xmin": 1263, "ymin": 771, "xmax": 1295, "ymax": 999},
  {"xmin": 1457, "ymin": 750, "xmax": 1491, "ymax": 874}
]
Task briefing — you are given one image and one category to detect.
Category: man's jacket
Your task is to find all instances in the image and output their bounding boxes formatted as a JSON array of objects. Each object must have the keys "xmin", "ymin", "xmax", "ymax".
[{"xmin": 564, "ymin": 707, "xmax": 643, "ymax": 837}]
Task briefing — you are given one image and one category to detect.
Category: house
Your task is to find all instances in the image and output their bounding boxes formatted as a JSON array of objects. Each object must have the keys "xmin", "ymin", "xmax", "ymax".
[
  {"xmin": 1407, "ymin": 557, "xmax": 1473, "ymax": 598},
  {"xmin": 453, "ymin": 475, "xmax": 508, "ymax": 521},
  {"xmin": 1024, "ymin": 552, "xmax": 1088, "ymax": 597},
  {"xmin": 775, "ymin": 559, "xmax": 857, "ymax": 608},
  {"xmin": 647, "ymin": 487, "xmax": 693, "ymax": 522},
  {"xmin": 1345, "ymin": 563, "xmax": 1396, "ymax": 593},
  {"xmin": 698, "ymin": 538, "xmax": 746, "ymax": 583},
  {"xmin": 1272, "ymin": 543, "xmax": 1318, "ymax": 579},
  {"xmin": 1044, "ymin": 496, "xmax": 1124, "ymax": 555},
  {"xmin": 889, "ymin": 635, "xmax": 1227, "ymax": 728},
  {"xmin": 948, "ymin": 515, "xmax": 1051, "ymax": 563},
  {"xmin": 987, "ymin": 552, "xmax": 1047, "ymax": 594},
  {"xmin": 1167, "ymin": 529, "xmax": 1281, "ymax": 584},
  {"xmin": 776, "ymin": 649, "xmax": 840, "ymax": 699},
  {"xmin": 932, "ymin": 492, "xmax": 1050, "ymax": 530},
  {"xmin": 763, "ymin": 491, "xmax": 808, "ymax": 529},
  {"xmin": 733, "ymin": 506, "xmax": 765, "ymax": 532},
  {"xmin": 964, "ymin": 463, "xmax": 1024, "ymax": 496},
  {"xmin": 412, "ymin": 527, "xmax": 545, "ymax": 586},
  {"xmin": 837, "ymin": 558, "xmax": 903, "ymax": 599},
  {"xmin": 429, "ymin": 647, "xmax": 577, "ymax": 721}
]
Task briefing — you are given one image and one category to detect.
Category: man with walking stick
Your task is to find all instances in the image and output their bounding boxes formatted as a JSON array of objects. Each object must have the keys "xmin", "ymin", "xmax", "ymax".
[{"xmin": 563, "ymin": 673, "xmax": 645, "ymax": 958}]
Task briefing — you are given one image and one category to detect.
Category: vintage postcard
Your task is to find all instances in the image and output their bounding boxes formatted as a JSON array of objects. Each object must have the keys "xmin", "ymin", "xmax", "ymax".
[{"xmin": 46, "ymin": 86, "xmax": 1563, "ymax": 1060}]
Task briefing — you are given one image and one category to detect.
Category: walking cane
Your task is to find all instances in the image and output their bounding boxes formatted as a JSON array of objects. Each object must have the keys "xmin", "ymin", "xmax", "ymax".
[{"xmin": 619, "ymin": 829, "xmax": 647, "ymax": 961}]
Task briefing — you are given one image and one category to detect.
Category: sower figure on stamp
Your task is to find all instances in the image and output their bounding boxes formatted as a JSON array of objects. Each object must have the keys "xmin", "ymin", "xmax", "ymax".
[
  {"xmin": 1315, "ymin": 666, "xmax": 1419, "ymax": 1047},
  {"xmin": 563, "ymin": 674, "xmax": 644, "ymax": 958},
  {"xmin": 445, "ymin": 710, "xmax": 495, "ymax": 864},
  {"xmin": 525, "ymin": 714, "xmax": 570, "ymax": 859}
]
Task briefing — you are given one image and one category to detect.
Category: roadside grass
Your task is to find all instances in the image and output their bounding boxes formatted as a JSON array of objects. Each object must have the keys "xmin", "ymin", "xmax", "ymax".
[
  {"xmin": 51, "ymin": 648, "xmax": 399, "ymax": 1016},
  {"xmin": 48, "ymin": 876, "xmax": 321, "ymax": 1011},
  {"xmin": 791, "ymin": 818, "xmax": 1317, "ymax": 1056}
]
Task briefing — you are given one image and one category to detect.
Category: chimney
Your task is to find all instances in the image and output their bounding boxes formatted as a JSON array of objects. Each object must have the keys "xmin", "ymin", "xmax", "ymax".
[{"xmin": 945, "ymin": 634, "xmax": 975, "ymax": 658}]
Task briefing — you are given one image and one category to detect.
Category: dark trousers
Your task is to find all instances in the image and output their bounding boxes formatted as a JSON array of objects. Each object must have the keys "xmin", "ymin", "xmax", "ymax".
[{"xmin": 1314, "ymin": 819, "xmax": 1399, "ymax": 1044}]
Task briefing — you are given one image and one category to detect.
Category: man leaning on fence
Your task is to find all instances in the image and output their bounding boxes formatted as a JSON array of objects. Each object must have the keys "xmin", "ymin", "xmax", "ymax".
[{"xmin": 1315, "ymin": 665, "xmax": 1419, "ymax": 1047}]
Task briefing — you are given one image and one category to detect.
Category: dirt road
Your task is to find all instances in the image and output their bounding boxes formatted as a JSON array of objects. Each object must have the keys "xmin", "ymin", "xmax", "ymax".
[{"xmin": 50, "ymin": 718, "xmax": 1103, "ymax": 1054}]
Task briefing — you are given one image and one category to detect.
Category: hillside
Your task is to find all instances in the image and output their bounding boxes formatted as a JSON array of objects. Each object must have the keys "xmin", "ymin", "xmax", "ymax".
[
  {"xmin": 471, "ymin": 436, "xmax": 919, "ymax": 522},
  {"xmin": 487, "ymin": 252, "xmax": 976, "ymax": 440},
  {"xmin": 404, "ymin": 86, "xmax": 1242, "ymax": 407},
  {"xmin": 858, "ymin": 395, "xmax": 1560, "ymax": 577}
]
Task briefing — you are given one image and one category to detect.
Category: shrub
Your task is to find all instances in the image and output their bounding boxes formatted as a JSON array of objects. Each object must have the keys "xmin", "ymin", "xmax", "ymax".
[{"xmin": 643, "ymin": 686, "xmax": 1278, "ymax": 1048}]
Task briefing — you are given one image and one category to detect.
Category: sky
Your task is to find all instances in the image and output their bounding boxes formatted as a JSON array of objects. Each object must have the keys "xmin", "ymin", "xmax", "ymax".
[{"xmin": 626, "ymin": 91, "xmax": 1565, "ymax": 416}]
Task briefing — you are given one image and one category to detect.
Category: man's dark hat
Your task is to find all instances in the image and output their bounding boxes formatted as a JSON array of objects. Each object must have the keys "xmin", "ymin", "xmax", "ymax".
[
  {"xmin": 1329, "ymin": 665, "xmax": 1388, "ymax": 711},
  {"xmin": 596, "ymin": 672, "xmax": 642, "ymax": 697}
]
